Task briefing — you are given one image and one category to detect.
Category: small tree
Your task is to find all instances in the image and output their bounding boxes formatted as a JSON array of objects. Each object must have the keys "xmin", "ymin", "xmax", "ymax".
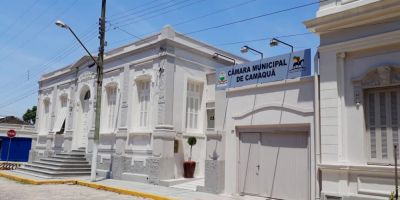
[
  {"xmin": 187, "ymin": 136, "xmax": 197, "ymax": 161},
  {"xmin": 23, "ymin": 106, "xmax": 37, "ymax": 125}
]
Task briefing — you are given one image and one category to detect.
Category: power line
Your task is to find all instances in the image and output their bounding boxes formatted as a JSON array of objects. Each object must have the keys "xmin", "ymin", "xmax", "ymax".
[
  {"xmin": 109, "ymin": 0, "xmax": 259, "ymax": 43},
  {"xmin": 0, "ymin": 0, "xmax": 61, "ymax": 54},
  {"xmin": 112, "ymin": 0, "xmax": 207, "ymax": 27},
  {"xmin": 0, "ymin": 28, "xmax": 98, "ymax": 94},
  {"xmin": 0, "ymin": 0, "xmax": 79, "ymax": 63},
  {"xmin": 108, "ymin": 0, "xmax": 162, "ymax": 19},
  {"xmin": 109, "ymin": 0, "xmax": 180, "ymax": 22},
  {"xmin": 183, "ymin": 0, "xmax": 325, "ymax": 35},
  {"xmin": 0, "ymin": 0, "xmax": 41, "ymax": 38},
  {"xmin": 173, "ymin": 0, "xmax": 258, "ymax": 28},
  {"xmin": 0, "ymin": 89, "xmax": 37, "ymax": 109},
  {"xmin": 108, "ymin": 22, "xmax": 142, "ymax": 40}
]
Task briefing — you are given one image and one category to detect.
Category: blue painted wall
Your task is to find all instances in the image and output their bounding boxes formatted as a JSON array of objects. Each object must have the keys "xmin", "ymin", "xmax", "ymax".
[{"xmin": 0, "ymin": 137, "xmax": 32, "ymax": 162}]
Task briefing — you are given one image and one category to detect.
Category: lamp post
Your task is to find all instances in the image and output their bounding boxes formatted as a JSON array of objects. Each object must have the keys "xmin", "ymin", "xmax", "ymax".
[
  {"xmin": 55, "ymin": 0, "xmax": 106, "ymax": 182},
  {"xmin": 269, "ymin": 38, "xmax": 294, "ymax": 53},
  {"xmin": 240, "ymin": 45, "xmax": 263, "ymax": 59},
  {"xmin": 55, "ymin": 20, "xmax": 99, "ymax": 66}
]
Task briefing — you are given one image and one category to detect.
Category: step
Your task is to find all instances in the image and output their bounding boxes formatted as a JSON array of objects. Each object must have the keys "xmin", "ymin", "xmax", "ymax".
[
  {"xmin": 13, "ymin": 169, "xmax": 53, "ymax": 179},
  {"xmin": 121, "ymin": 172, "xmax": 149, "ymax": 183},
  {"xmin": 24, "ymin": 163, "xmax": 91, "ymax": 172},
  {"xmin": 56, "ymin": 153, "xmax": 86, "ymax": 157},
  {"xmin": 18, "ymin": 166, "xmax": 90, "ymax": 176},
  {"xmin": 40, "ymin": 158, "xmax": 89, "ymax": 164},
  {"xmin": 33, "ymin": 161, "xmax": 91, "ymax": 168},
  {"xmin": 170, "ymin": 179, "xmax": 205, "ymax": 192},
  {"xmin": 160, "ymin": 177, "xmax": 204, "ymax": 187},
  {"xmin": 72, "ymin": 149, "xmax": 86, "ymax": 153},
  {"xmin": 51, "ymin": 155, "xmax": 87, "ymax": 160}
]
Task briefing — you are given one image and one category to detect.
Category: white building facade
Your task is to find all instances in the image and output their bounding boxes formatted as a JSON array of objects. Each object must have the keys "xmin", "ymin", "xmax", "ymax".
[
  {"xmin": 305, "ymin": 0, "xmax": 400, "ymax": 199},
  {"xmin": 202, "ymin": 49, "xmax": 318, "ymax": 199},
  {"xmin": 30, "ymin": 25, "xmax": 246, "ymax": 183}
]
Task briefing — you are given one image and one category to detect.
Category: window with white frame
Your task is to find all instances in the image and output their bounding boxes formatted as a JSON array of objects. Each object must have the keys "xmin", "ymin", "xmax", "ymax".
[
  {"xmin": 138, "ymin": 80, "xmax": 150, "ymax": 128},
  {"xmin": 106, "ymin": 86, "xmax": 117, "ymax": 130},
  {"xmin": 365, "ymin": 87, "xmax": 400, "ymax": 164},
  {"xmin": 186, "ymin": 81, "xmax": 203, "ymax": 130}
]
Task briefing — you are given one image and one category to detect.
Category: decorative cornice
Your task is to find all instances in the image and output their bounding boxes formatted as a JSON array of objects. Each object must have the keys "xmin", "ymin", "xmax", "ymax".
[
  {"xmin": 304, "ymin": 0, "xmax": 400, "ymax": 33},
  {"xmin": 317, "ymin": 29, "xmax": 400, "ymax": 53}
]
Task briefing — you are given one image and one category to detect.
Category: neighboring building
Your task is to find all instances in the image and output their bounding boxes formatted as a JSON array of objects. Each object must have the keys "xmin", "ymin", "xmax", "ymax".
[
  {"xmin": 305, "ymin": 0, "xmax": 400, "ymax": 199},
  {"xmin": 29, "ymin": 25, "xmax": 246, "ymax": 183},
  {"xmin": 0, "ymin": 116, "xmax": 35, "ymax": 162}
]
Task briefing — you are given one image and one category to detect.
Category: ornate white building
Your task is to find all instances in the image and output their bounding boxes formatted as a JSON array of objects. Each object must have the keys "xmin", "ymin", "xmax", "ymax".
[
  {"xmin": 28, "ymin": 1, "xmax": 400, "ymax": 198},
  {"xmin": 305, "ymin": 0, "xmax": 400, "ymax": 199},
  {"xmin": 30, "ymin": 25, "xmax": 246, "ymax": 183}
]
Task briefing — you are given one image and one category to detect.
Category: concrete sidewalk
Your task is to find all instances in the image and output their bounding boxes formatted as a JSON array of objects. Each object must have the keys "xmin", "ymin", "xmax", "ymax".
[
  {"xmin": 83, "ymin": 178, "xmax": 242, "ymax": 200},
  {"xmin": 0, "ymin": 170, "xmax": 260, "ymax": 200}
]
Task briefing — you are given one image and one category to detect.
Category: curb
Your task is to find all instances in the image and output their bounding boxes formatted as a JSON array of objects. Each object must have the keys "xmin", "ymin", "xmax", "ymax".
[{"xmin": 0, "ymin": 171, "xmax": 175, "ymax": 200}]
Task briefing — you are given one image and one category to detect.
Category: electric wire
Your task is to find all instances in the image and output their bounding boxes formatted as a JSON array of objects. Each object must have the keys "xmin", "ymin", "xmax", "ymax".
[
  {"xmin": 112, "ymin": 0, "xmax": 207, "ymax": 27},
  {"xmin": 0, "ymin": 0, "xmax": 61, "ymax": 54},
  {"xmin": 1, "ymin": 0, "xmax": 388, "ymax": 112},
  {"xmin": 0, "ymin": 0, "xmax": 79, "ymax": 63},
  {"xmin": 108, "ymin": 0, "xmax": 163, "ymax": 19},
  {"xmin": 0, "ymin": 0, "xmax": 41, "ymax": 38}
]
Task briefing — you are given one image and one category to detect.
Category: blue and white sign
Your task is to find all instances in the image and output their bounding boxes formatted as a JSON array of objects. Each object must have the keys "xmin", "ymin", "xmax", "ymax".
[{"xmin": 216, "ymin": 49, "xmax": 311, "ymax": 90}]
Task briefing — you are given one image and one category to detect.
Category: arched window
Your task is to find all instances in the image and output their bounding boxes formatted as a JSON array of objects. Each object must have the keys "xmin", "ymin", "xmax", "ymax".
[
  {"xmin": 82, "ymin": 90, "xmax": 90, "ymax": 113},
  {"xmin": 84, "ymin": 90, "xmax": 90, "ymax": 100}
]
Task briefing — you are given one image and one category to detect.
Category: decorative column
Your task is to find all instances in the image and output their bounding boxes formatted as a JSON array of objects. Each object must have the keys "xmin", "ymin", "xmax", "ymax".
[
  {"xmin": 147, "ymin": 28, "xmax": 177, "ymax": 183},
  {"xmin": 29, "ymin": 92, "xmax": 43, "ymax": 162},
  {"xmin": 112, "ymin": 66, "xmax": 130, "ymax": 179},
  {"xmin": 201, "ymin": 89, "xmax": 226, "ymax": 193},
  {"xmin": 45, "ymin": 86, "xmax": 57, "ymax": 157},
  {"xmin": 64, "ymin": 83, "xmax": 76, "ymax": 152}
]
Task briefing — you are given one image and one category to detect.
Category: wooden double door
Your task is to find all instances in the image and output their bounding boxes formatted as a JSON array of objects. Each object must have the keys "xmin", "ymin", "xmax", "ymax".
[{"xmin": 238, "ymin": 131, "xmax": 309, "ymax": 200}]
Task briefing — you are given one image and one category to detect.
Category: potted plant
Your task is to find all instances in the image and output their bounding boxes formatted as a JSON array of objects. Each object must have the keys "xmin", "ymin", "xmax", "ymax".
[{"xmin": 183, "ymin": 136, "xmax": 197, "ymax": 178}]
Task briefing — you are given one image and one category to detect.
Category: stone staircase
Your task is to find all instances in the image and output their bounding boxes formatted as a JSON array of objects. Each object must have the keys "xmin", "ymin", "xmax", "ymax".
[{"xmin": 15, "ymin": 149, "xmax": 91, "ymax": 179}]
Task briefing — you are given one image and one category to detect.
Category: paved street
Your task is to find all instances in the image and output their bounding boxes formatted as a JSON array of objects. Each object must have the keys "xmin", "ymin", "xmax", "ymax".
[{"xmin": 0, "ymin": 177, "xmax": 147, "ymax": 200}]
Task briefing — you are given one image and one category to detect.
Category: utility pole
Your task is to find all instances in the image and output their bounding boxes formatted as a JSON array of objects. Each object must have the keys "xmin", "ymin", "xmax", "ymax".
[
  {"xmin": 395, "ymin": 144, "xmax": 398, "ymax": 200},
  {"xmin": 90, "ymin": 0, "xmax": 106, "ymax": 182}
]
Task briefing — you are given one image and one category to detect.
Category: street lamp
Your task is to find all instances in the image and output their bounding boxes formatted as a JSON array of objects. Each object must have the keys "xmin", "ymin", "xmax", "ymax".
[
  {"xmin": 240, "ymin": 45, "xmax": 263, "ymax": 59},
  {"xmin": 55, "ymin": 0, "xmax": 106, "ymax": 183},
  {"xmin": 55, "ymin": 20, "xmax": 99, "ymax": 67},
  {"xmin": 213, "ymin": 53, "xmax": 236, "ymax": 65},
  {"xmin": 269, "ymin": 38, "xmax": 294, "ymax": 53}
]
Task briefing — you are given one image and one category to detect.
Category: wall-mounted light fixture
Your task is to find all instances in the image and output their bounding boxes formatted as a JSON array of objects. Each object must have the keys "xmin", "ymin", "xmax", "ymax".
[
  {"xmin": 213, "ymin": 53, "xmax": 236, "ymax": 65},
  {"xmin": 240, "ymin": 45, "xmax": 263, "ymax": 59},
  {"xmin": 269, "ymin": 38, "xmax": 294, "ymax": 53}
]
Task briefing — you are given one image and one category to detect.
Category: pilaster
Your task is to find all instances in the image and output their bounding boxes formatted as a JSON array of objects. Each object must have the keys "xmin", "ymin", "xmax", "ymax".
[
  {"xmin": 337, "ymin": 52, "xmax": 348, "ymax": 162},
  {"xmin": 148, "ymin": 125, "xmax": 176, "ymax": 184}
]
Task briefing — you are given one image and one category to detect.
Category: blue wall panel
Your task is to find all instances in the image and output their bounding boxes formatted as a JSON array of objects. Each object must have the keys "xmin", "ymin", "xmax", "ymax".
[{"xmin": 0, "ymin": 137, "xmax": 32, "ymax": 162}]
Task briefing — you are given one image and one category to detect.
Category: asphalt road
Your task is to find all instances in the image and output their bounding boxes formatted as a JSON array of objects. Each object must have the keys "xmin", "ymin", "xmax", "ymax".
[{"xmin": 0, "ymin": 177, "xmax": 148, "ymax": 200}]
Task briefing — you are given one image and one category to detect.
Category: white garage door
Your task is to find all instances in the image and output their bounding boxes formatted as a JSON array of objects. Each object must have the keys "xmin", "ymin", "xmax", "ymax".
[{"xmin": 239, "ymin": 131, "xmax": 309, "ymax": 199}]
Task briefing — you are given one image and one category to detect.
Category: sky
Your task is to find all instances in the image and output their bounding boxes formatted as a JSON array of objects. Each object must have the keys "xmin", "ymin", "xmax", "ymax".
[{"xmin": 0, "ymin": 0, "xmax": 320, "ymax": 118}]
